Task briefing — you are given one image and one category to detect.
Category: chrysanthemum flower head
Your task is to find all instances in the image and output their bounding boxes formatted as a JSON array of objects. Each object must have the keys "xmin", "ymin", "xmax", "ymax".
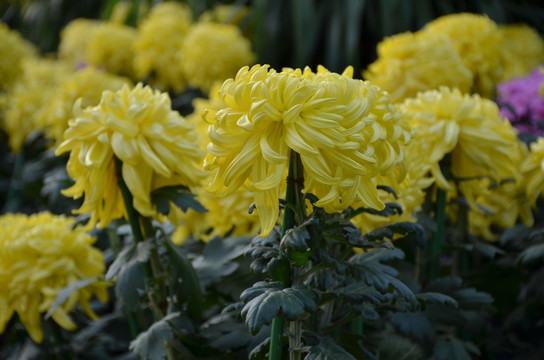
[
  {"xmin": 42, "ymin": 66, "xmax": 131, "ymax": 147},
  {"xmin": 499, "ymin": 24, "xmax": 544, "ymax": 82},
  {"xmin": 199, "ymin": 3, "xmax": 250, "ymax": 26},
  {"xmin": 204, "ymin": 64, "xmax": 411, "ymax": 236},
  {"xmin": 0, "ymin": 21, "xmax": 37, "ymax": 91},
  {"xmin": 521, "ymin": 137, "xmax": 544, "ymax": 207},
  {"xmin": 1, "ymin": 58, "xmax": 71, "ymax": 152},
  {"xmin": 363, "ymin": 31, "xmax": 472, "ymax": 103},
  {"xmin": 133, "ymin": 1, "xmax": 193, "ymax": 93},
  {"xmin": 422, "ymin": 13, "xmax": 502, "ymax": 98},
  {"xmin": 0, "ymin": 212, "xmax": 109, "ymax": 343},
  {"xmin": 400, "ymin": 87, "xmax": 520, "ymax": 197},
  {"xmin": 181, "ymin": 22, "xmax": 256, "ymax": 93},
  {"xmin": 55, "ymin": 83, "xmax": 207, "ymax": 229},
  {"xmin": 58, "ymin": 18, "xmax": 99, "ymax": 68},
  {"xmin": 85, "ymin": 22, "xmax": 137, "ymax": 78}
]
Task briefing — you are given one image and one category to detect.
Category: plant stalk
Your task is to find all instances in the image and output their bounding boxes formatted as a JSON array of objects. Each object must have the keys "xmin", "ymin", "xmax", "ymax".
[{"xmin": 429, "ymin": 157, "xmax": 451, "ymax": 280}]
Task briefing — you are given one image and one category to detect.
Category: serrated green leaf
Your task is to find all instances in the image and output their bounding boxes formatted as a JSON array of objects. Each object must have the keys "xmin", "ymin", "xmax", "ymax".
[
  {"xmin": 473, "ymin": 241, "xmax": 505, "ymax": 259},
  {"xmin": 331, "ymin": 282, "xmax": 388, "ymax": 305},
  {"xmin": 517, "ymin": 242, "xmax": 544, "ymax": 264},
  {"xmin": 240, "ymin": 282, "xmax": 318, "ymax": 335},
  {"xmin": 433, "ymin": 335, "xmax": 480, "ymax": 360},
  {"xmin": 151, "ymin": 185, "xmax": 207, "ymax": 215},
  {"xmin": 249, "ymin": 336, "xmax": 271, "ymax": 360},
  {"xmin": 129, "ymin": 313, "xmax": 180, "ymax": 360},
  {"xmin": 45, "ymin": 278, "xmax": 100, "ymax": 320},
  {"xmin": 282, "ymin": 225, "xmax": 310, "ymax": 253},
  {"xmin": 115, "ymin": 262, "xmax": 145, "ymax": 311},
  {"xmin": 388, "ymin": 312, "xmax": 436, "ymax": 347},
  {"xmin": 163, "ymin": 238, "xmax": 203, "ymax": 318},
  {"xmin": 454, "ymin": 288, "xmax": 494, "ymax": 309},
  {"xmin": 416, "ymin": 292, "xmax": 458, "ymax": 308},
  {"xmin": 106, "ymin": 239, "xmax": 153, "ymax": 281},
  {"xmin": 305, "ymin": 337, "xmax": 357, "ymax": 360},
  {"xmin": 350, "ymin": 202, "xmax": 403, "ymax": 218}
]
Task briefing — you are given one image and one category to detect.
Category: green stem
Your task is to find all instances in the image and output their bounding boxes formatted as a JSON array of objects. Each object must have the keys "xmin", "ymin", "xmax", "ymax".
[
  {"xmin": 429, "ymin": 185, "xmax": 446, "ymax": 280},
  {"xmin": 3, "ymin": 149, "xmax": 25, "ymax": 213},
  {"xmin": 115, "ymin": 158, "xmax": 162, "ymax": 321},
  {"xmin": 350, "ymin": 316, "xmax": 364, "ymax": 347},
  {"xmin": 270, "ymin": 150, "xmax": 304, "ymax": 360}
]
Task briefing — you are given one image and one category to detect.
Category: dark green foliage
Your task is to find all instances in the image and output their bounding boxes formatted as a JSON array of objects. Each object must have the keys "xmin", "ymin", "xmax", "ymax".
[
  {"xmin": 151, "ymin": 185, "xmax": 207, "ymax": 215},
  {"xmin": 129, "ymin": 313, "xmax": 179, "ymax": 360},
  {"xmin": 305, "ymin": 336, "xmax": 357, "ymax": 360}
]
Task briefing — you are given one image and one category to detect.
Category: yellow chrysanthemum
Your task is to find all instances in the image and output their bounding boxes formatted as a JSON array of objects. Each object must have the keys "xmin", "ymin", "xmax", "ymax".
[
  {"xmin": 58, "ymin": 18, "xmax": 99, "ymax": 68},
  {"xmin": 204, "ymin": 64, "xmax": 411, "ymax": 236},
  {"xmin": 41, "ymin": 66, "xmax": 131, "ymax": 147},
  {"xmin": 363, "ymin": 31, "xmax": 472, "ymax": 103},
  {"xmin": 181, "ymin": 23, "xmax": 256, "ymax": 93},
  {"xmin": 199, "ymin": 4, "xmax": 250, "ymax": 25},
  {"xmin": 1, "ymin": 58, "xmax": 71, "ymax": 152},
  {"xmin": 422, "ymin": 13, "xmax": 502, "ymax": 98},
  {"xmin": 86, "ymin": 22, "xmax": 137, "ymax": 78},
  {"xmin": 185, "ymin": 82, "xmax": 225, "ymax": 150},
  {"xmin": 499, "ymin": 24, "xmax": 544, "ymax": 82},
  {"xmin": 0, "ymin": 212, "xmax": 109, "ymax": 344},
  {"xmin": 55, "ymin": 83, "xmax": 207, "ymax": 229},
  {"xmin": 133, "ymin": 1, "xmax": 193, "ymax": 93},
  {"xmin": 0, "ymin": 22, "xmax": 36, "ymax": 91},
  {"xmin": 400, "ymin": 87, "xmax": 520, "ymax": 199},
  {"xmin": 521, "ymin": 137, "xmax": 544, "ymax": 207},
  {"xmin": 352, "ymin": 133, "xmax": 434, "ymax": 235}
]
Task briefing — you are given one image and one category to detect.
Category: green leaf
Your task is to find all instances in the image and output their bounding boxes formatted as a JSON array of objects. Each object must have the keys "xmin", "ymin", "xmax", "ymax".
[
  {"xmin": 151, "ymin": 185, "xmax": 207, "ymax": 216},
  {"xmin": 473, "ymin": 241, "xmax": 505, "ymax": 259},
  {"xmin": 433, "ymin": 335, "xmax": 480, "ymax": 360},
  {"xmin": 350, "ymin": 202, "xmax": 403, "ymax": 218},
  {"xmin": 454, "ymin": 288, "xmax": 494, "ymax": 309},
  {"xmin": 500, "ymin": 224, "xmax": 532, "ymax": 246},
  {"xmin": 116, "ymin": 262, "xmax": 145, "ymax": 311},
  {"xmin": 388, "ymin": 312, "xmax": 436, "ymax": 347},
  {"xmin": 162, "ymin": 238, "xmax": 203, "ymax": 319},
  {"xmin": 357, "ymin": 222, "xmax": 426, "ymax": 245},
  {"xmin": 281, "ymin": 220, "xmax": 315, "ymax": 266},
  {"xmin": 240, "ymin": 282, "xmax": 318, "ymax": 335},
  {"xmin": 249, "ymin": 336, "xmax": 271, "ymax": 360},
  {"xmin": 416, "ymin": 292, "xmax": 458, "ymax": 308},
  {"xmin": 45, "ymin": 278, "xmax": 100, "ymax": 320},
  {"xmin": 517, "ymin": 242, "xmax": 544, "ymax": 264},
  {"xmin": 331, "ymin": 282, "xmax": 389, "ymax": 305},
  {"xmin": 106, "ymin": 239, "xmax": 153, "ymax": 281},
  {"xmin": 129, "ymin": 313, "xmax": 180, "ymax": 360},
  {"xmin": 305, "ymin": 337, "xmax": 357, "ymax": 360}
]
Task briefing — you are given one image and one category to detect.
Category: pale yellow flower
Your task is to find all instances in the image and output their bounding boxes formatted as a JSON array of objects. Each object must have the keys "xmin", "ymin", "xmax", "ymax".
[
  {"xmin": 55, "ymin": 83, "xmax": 206, "ymax": 229},
  {"xmin": 400, "ymin": 87, "xmax": 521, "ymax": 209},
  {"xmin": 363, "ymin": 31, "xmax": 472, "ymax": 103},
  {"xmin": 521, "ymin": 137, "xmax": 544, "ymax": 207},
  {"xmin": 134, "ymin": 1, "xmax": 193, "ymax": 92},
  {"xmin": 422, "ymin": 13, "xmax": 502, "ymax": 98},
  {"xmin": 181, "ymin": 23, "xmax": 255, "ymax": 92},
  {"xmin": 0, "ymin": 212, "xmax": 109, "ymax": 344},
  {"xmin": 1, "ymin": 58, "xmax": 71, "ymax": 152},
  {"xmin": 205, "ymin": 64, "xmax": 411, "ymax": 235},
  {"xmin": 86, "ymin": 22, "xmax": 137, "ymax": 78},
  {"xmin": 0, "ymin": 22, "xmax": 36, "ymax": 91},
  {"xmin": 58, "ymin": 18, "xmax": 99, "ymax": 68},
  {"xmin": 499, "ymin": 24, "xmax": 544, "ymax": 82},
  {"xmin": 199, "ymin": 4, "xmax": 250, "ymax": 26},
  {"xmin": 42, "ymin": 66, "xmax": 131, "ymax": 147}
]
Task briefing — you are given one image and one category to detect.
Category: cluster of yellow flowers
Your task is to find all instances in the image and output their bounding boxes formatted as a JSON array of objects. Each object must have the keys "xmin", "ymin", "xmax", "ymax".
[
  {"xmin": 0, "ymin": 22, "xmax": 36, "ymax": 91},
  {"xmin": 59, "ymin": 2, "xmax": 255, "ymax": 93},
  {"xmin": 0, "ymin": 212, "xmax": 109, "ymax": 343},
  {"xmin": 364, "ymin": 13, "xmax": 544, "ymax": 102}
]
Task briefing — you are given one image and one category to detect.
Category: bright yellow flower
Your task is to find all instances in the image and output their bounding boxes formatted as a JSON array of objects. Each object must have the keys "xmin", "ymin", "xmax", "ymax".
[
  {"xmin": 86, "ymin": 22, "xmax": 137, "ymax": 78},
  {"xmin": 0, "ymin": 22, "xmax": 36, "ymax": 91},
  {"xmin": 422, "ymin": 13, "xmax": 502, "ymax": 98},
  {"xmin": 363, "ymin": 31, "xmax": 472, "ymax": 103},
  {"xmin": 204, "ymin": 64, "xmax": 411, "ymax": 236},
  {"xmin": 42, "ymin": 66, "xmax": 131, "ymax": 147},
  {"xmin": 1, "ymin": 58, "xmax": 71, "ymax": 152},
  {"xmin": 499, "ymin": 24, "xmax": 544, "ymax": 82},
  {"xmin": 58, "ymin": 18, "xmax": 99, "ymax": 68},
  {"xmin": 185, "ymin": 82, "xmax": 225, "ymax": 150},
  {"xmin": 199, "ymin": 3, "xmax": 250, "ymax": 26},
  {"xmin": 134, "ymin": 1, "xmax": 193, "ymax": 93},
  {"xmin": 0, "ymin": 212, "xmax": 109, "ymax": 343},
  {"xmin": 181, "ymin": 23, "xmax": 256, "ymax": 93},
  {"xmin": 521, "ymin": 137, "xmax": 544, "ymax": 207},
  {"xmin": 352, "ymin": 133, "xmax": 434, "ymax": 235},
  {"xmin": 55, "ymin": 83, "xmax": 206, "ymax": 229},
  {"xmin": 400, "ymin": 87, "xmax": 521, "ymax": 205}
]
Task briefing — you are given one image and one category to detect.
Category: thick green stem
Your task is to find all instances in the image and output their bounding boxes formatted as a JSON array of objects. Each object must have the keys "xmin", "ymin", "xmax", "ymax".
[
  {"xmin": 270, "ymin": 150, "xmax": 304, "ymax": 360},
  {"xmin": 429, "ymin": 157, "xmax": 451, "ymax": 280}
]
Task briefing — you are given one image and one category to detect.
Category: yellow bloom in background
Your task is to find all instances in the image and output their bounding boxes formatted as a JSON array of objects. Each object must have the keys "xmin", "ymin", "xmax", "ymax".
[
  {"xmin": 400, "ymin": 87, "xmax": 520, "ymax": 207},
  {"xmin": 1, "ymin": 58, "xmax": 71, "ymax": 152},
  {"xmin": 41, "ymin": 66, "xmax": 131, "ymax": 147},
  {"xmin": 0, "ymin": 212, "xmax": 109, "ymax": 344},
  {"xmin": 499, "ymin": 24, "xmax": 544, "ymax": 82},
  {"xmin": 55, "ymin": 83, "xmax": 207, "ymax": 229},
  {"xmin": 58, "ymin": 18, "xmax": 99, "ymax": 68},
  {"xmin": 0, "ymin": 22, "xmax": 37, "ymax": 91},
  {"xmin": 521, "ymin": 137, "xmax": 544, "ymax": 207},
  {"xmin": 363, "ymin": 31, "xmax": 472, "ymax": 103},
  {"xmin": 422, "ymin": 13, "xmax": 502, "ymax": 98},
  {"xmin": 133, "ymin": 1, "xmax": 193, "ymax": 93},
  {"xmin": 85, "ymin": 22, "xmax": 137, "ymax": 78},
  {"xmin": 205, "ymin": 64, "xmax": 411, "ymax": 236},
  {"xmin": 352, "ymin": 133, "xmax": 434, "ymax": 235},
  {"xmin": 185, "ymin": 82, "xmax": 225, "ymax": 150},
  {"xmin": 199, "ymin": 3, "xmax": 250, "ymax": 26},
  {"xmin": 181, "ymin": 23, "xmax": 256, "ymax": 93}
]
